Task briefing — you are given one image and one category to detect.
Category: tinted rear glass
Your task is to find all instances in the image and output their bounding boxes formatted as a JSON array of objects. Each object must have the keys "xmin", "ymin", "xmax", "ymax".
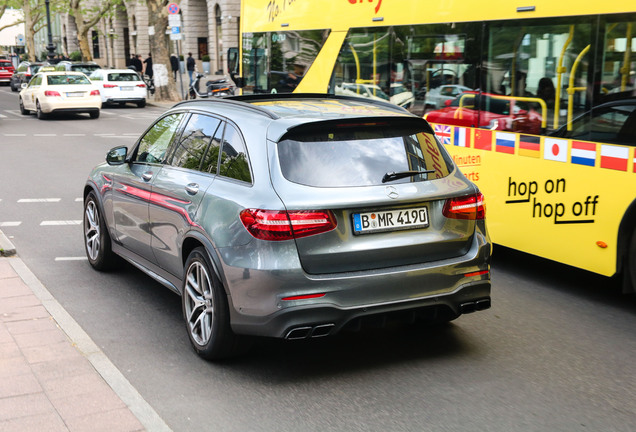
[
  {"xmin": 278, "ymin": 124, "xmax": 453, "ymax": 187},
  {"xmin": 47, "ymin": 74, "xmax": 91, "ymax": 85},
  {"xmin": 107, "ymin": 73, "xmax": 140, "ymax": 81},
  {"xmin": 71, "ymin": 65, "xmax": 100, "ymax": 73}
]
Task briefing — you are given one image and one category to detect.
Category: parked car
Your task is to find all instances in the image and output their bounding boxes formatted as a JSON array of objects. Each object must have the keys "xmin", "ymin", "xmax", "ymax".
[
  {"xmin": 335, "ymin": 83, "xmax": 390, "ymax": 102},
  {"xmin": 10, "ymin": 61, "xmax": 47, "ymax": 91},
  {"xmin": 19, "ymin": 71, "xmax": 102, "ymax": 119},
  {"xmin": 424, "ymin": 91, "xmax": 543, "ymax": 134},
  {"xmin": 54, "ymin": 60, "xmax": 101, "ymax": 75},
  {"xmin": 390, "ymin": 83, "xmax": 415, "ymax": 109},
  {"xmin": 89, "ymin": 68, "xmax": 147, "ymax": 107},
  {"xmin": 83, "ymin": 94, "xmax": 491, "ymax": 360},
  {"xmin": 425, "ymin": 84, "xmax": 472, "ymax": 109},
  {"xmin": 0, "ymin": 59, "xmax": 15, "ymax": 85}
]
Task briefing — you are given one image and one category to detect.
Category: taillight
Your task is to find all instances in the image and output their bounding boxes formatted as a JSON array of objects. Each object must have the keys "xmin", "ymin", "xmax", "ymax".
[
  {"xmin": 443, "ymin": 193, "xmax": 485, "ymax": 220},
  {"xmin": 90, "ymin": 90, "xmax": 100, "ymax": 96},
  {"xmin": 44, "ymin": 90, "xmax": 60, "ymax": 97},
  {"xmin": 240, "ymin": 209, "xmax": 337, "ymax": 241},
  {"xmin": 103, "ymin": 84, "xmax": 117, "ymax": 88},
  {"xmin": 136, "ymin": 83, "xmax": 146, "ymax": 88}
]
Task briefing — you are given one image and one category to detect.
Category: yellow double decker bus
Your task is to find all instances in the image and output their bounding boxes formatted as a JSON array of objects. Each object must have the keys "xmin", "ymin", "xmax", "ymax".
[{"xmin": 234, "ymin": 0, "xmax": 636, "ymax": 292}]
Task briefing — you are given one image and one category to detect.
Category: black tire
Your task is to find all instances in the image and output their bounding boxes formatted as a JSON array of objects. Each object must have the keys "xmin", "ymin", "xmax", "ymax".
[
  {"xmin": 10, "ymin": 82, "xmax": 17, "ymax": 92},
  {"xmin": 19, "ymin": 97, "xmax": 29, "ymax": 115},
  {"xmin": 36, "ymin": 100, "xmax": 47, "ymax": 119},
  {"xmin": 182, "ymin": 247, "xmax": 246, "ymax": 360},
  {"xmin": 90, "ymin": 110, "xmax": 100, "ymax": 119},
  {"xmin": 83, "ymin": 191, "xmax": 117, "ymax": 271},
  {"xmin": 137, "ymin": 99, "xmax": 146, "ymax": 108}
]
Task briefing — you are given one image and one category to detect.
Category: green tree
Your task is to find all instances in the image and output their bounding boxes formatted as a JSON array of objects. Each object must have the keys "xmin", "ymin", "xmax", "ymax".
[{"xmin": 66, "ymin": 0, "xmax": 121, "ymax": 61}]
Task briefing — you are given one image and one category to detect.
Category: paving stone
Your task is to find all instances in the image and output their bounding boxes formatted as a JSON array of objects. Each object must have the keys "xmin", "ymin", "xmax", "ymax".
[
  {"xmin": 30, "ymin": 356, "xmax": 97, "ymax": 382},
  {"xmin": 6, "ymin": 316, "xmax": 58, "ymax": 335},
  {"xmin": 0, "ymin": 412, "xmax": 68, "ymax": 432},
  {"xmin": 0, "ymin": 392, "xmax": 55, "ymax": 421},
  {"xmin": 66, "ymin": 407, "xmax": 145, "ymax": 432},
  {"xmin": 0, "ymin": 260, "xmax": 17, "ymax": 279},
  {"xmin": 0, "ymin": 340, "xmax": 21, "ymax": 360},
  {"xmin": 21, "ymin": 340, "xmax": 82, "ymax": 364},
  {"xmin": 0, "ymin": 356, "xmax": 33, "ymax": 379},
  {"xmin": 0, "ymin": 278, "xmax": 31, "ymax": 298},
  {"xmin": 0, "ymin": 372, "xmax": 43, "ymax": 398},
  {"xmin": 40, "ymin": 372, "xmax": 113, "ymax": 400},
  {"xmin": 1, "ymin": 305, "xmax": 50, "ymax": 323},
  {"xmin": 49, "ymin": 388, "xmax": 127, "ymax": 420},
  {"xmin": 13, "ymin": 328, "xmax": 68, "ymax": 349},
  {"xmin": 0, "ymin": 294, "xmax": 42, "ymax": 314}
]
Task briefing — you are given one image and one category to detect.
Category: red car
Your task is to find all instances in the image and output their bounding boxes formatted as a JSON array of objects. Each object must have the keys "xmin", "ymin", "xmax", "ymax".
[
  {"xmin": 424, "ymin": 91, "xmax": 542, "ymax": 134},
  {"xmin": 0, "ymin": 60, "xmax": 15, "ymax": 85}
]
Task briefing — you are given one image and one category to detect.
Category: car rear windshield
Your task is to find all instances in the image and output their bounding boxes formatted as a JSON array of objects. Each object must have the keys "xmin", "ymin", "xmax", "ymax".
[
  {"xmin": 278, "ymin": 122, "xmax": 454, "ymax": 187},
  {"xmin": 107, "ymin": 73, "xmax": 141, "ymax": 82},
  {"xmin": 47, "ymin": 74, "xmax": 91, "ymax": 85}
]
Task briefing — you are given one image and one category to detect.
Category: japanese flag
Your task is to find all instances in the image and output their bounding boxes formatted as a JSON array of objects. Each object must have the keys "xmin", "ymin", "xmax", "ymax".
[{"xmin": 543, "ymin": 138, "xmax": 568, "ymax": 162}]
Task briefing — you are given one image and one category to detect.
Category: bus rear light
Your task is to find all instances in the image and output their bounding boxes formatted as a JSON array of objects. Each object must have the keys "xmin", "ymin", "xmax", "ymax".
[
  {"xmin": 240, "ymin": 209, "xmax": 337, "ymax": 241},
  {"xmin": 443, "ymin": 193, "xmax": 485, "ymax": 220}
]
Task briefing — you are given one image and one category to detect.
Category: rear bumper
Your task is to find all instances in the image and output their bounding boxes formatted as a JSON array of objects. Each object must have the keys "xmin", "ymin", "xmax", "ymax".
[
  {"xmin": 105, "ymin": 97, "xmax": 146, "ymax": 103},
  {"xmin": 41, "ymin": 97, "xmax": 102, "ymax": 113},
  {"xmin": 223, "ymin": 230, "xmax": 492, "ymax": 338}
]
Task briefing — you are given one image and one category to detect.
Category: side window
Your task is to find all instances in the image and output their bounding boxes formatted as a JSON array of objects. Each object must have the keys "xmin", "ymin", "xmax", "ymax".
[
  {"xmin": 170, "ymin": 114, "xmax": 221, "ymax": 170},
  {"xmin": 135, "ymin": 113, "xmax": 184, "ymax": 164},
  {"xmin": 29, "ymin": 75, "xmax": 41, "ymax": 87},
  {"xmin": 219, "ymin": 124, "xmax": 251, "ymax": 183},
  {"xmin": 203, "ymin": 122, "xmax": 224, "ymax": 174}
]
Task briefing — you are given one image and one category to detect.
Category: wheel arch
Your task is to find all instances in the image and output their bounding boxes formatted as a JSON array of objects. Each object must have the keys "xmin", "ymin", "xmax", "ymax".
[
  {"xmin": 617, "ymin": 197, "xmax": 636, "ymax": 293},
  {"xmin": 181, "ymin": 232, "xmax": 228, "ymax": 296}
]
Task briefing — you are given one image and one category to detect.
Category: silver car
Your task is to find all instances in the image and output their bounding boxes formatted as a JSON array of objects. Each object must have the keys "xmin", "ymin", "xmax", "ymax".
[{"xmin": 83, "ymin": 94, "xmax": 491, "ymax": 359}]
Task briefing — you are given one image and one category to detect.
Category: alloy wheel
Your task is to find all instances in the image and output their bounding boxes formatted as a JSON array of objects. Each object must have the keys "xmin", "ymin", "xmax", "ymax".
[
  {"xmin": 184, "ymin": 261, "xmax": 214, "ymax": 346},
  {"xmin": 84, "ymin": 199, "xmax": 101, "ymax": 261}
]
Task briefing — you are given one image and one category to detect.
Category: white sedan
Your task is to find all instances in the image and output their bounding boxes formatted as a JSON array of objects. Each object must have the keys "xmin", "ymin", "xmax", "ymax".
[
  {"xmin": 89, "ymin": 69, "xmax": 147, "ymax": 107},
  {"xmin": 19, "ymin": 71, "xmax": 101, "ymax": 119}
]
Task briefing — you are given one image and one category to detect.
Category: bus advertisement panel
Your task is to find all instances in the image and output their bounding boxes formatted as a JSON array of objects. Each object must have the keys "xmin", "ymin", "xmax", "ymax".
[{"xmin": 237, "ymin": 0, "xmax": 636, "ymax": 291}]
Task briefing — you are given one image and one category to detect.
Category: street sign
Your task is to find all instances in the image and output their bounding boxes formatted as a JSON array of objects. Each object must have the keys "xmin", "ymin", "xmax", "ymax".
[
  {"xmin": 16, "ymin": 34, "xmax": 24, "ymax": 46},
  {"xmin": 168, "ymin": 14, "xmax": 181, "ymax": 26},
  {"xmin": 170, "ymin": 26, "xmax": 182, "ymax": 40},
  {"xmin": 167, "ymin": 3, "xmax": 179, "ymax": 14}
]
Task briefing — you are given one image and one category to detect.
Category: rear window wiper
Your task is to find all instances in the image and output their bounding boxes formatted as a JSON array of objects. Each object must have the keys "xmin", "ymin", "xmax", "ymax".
[{"xmin": 382, "ymin": 170, "xmax": 435, "ymax": 183}]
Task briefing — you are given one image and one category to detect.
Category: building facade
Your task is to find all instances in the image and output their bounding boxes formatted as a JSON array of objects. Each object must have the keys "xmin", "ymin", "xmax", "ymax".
[{"xmin": 60, "ymin": 0, "xmax": 240, "ymax": 75}]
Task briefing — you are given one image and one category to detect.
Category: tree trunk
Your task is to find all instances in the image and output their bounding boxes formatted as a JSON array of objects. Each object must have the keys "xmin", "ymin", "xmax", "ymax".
[
  {"xmin": 147, "ymin": 0, "xmax": 180, "ymax": 102},
  {"xmin": 73, "ymin": 10, "xmax": 93, "ymax": 61},
  {"xmin": 22, "ymin": 1, "xmax": 36, "ymax": 61}
]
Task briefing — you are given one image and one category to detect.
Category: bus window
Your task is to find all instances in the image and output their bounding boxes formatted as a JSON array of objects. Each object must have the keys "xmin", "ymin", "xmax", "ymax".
[
  {"xmin": 485, "ymin": 19, "xmax": 594, "ymax": 135},
  {"xmin": 600, "ymin": 17, "xmax": 636, "ymax": 101},
  {"xmin": 241, "ymin": 30, "xmax": 330, "ymax": 95}
]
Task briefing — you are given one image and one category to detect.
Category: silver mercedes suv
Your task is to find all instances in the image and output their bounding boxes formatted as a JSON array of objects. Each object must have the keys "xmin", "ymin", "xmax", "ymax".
[{"xmin": 83, "ymin": 94, "xmax": 491, "ymax": 359}]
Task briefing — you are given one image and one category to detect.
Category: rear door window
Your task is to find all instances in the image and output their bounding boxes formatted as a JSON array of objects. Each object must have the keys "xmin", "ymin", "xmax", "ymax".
[
  {"xmin": 278, "ymin": 122, "xmax": 452, "ymax": 187},
  {"xmin": 169, "ymin": 113, "xmax": 221, "ymax": 170}
]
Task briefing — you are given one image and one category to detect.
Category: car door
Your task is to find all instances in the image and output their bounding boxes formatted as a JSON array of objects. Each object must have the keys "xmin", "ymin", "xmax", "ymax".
[
  {"xmin": 149, "ymin": 113, "xmax": 222, "ymax": 277},
  {"xmin": 23, "ymin": 74, "xmax": 41, "ymax": 110},
  {"xmin": 111, "ymin": 112, "xmax": 185, "ymax": 263}
]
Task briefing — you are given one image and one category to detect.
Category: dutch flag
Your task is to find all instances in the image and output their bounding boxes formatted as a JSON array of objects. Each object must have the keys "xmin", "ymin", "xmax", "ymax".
[{"xmin": 571, "ymin": 141, "xmax": 596, "ymax": 167}]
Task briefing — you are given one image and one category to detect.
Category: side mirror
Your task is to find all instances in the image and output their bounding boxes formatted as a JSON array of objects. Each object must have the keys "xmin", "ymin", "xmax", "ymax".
[
  {"xmin": 20, "ymin": 83, "xmax": 27, "ymax": 89},
  {"xmin": 106, "ymin": 146, "xmax": 128, "ymax": 165}
]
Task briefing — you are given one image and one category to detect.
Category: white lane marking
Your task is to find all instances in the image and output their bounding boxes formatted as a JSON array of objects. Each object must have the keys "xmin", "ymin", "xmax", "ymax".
[
  {"xmin": 123, "ymin": 133, "xmax": 139, "ymax": 136},
  {"xmin": 40, "ymin": 220, "xmax": 81, "ymax": 226},
  {"xmin": 3, "ymin": 133, "xmax": 27, "ymax": 136},
  {"xmin": 3, "ymin": 110, "xmax": 23, "ymax": 117},
  {"xmin": 64, "ymin": 133, "xmax": 86, "ymax": 137},
  {"xmin": 95, "ymin": 133, "xmax": 115, "ymax": 136},
  {"xmin": 99, "ymin": 110, "xmax": 116, "ymax": 115},
  {"xmin": 55, "ymin": 256, "xmax": 88, "ymax": 261},
  {"xmin": 75, "ymin": 198, "xmax": 83, "ymax": 202},
  {"xmin": 18, "ymin": 198, "xmax": 61, "ymax": 203},
  {"xmin": 0, "ymin": 113, "xmax": 6, "ymax": 118},
  {"xmin": 0, "ymin": 221, "xmax": 22, "ymax": 227},
  {"xmin": 33, "ymin": 133, "xmax": 56, "ymax": 137}
]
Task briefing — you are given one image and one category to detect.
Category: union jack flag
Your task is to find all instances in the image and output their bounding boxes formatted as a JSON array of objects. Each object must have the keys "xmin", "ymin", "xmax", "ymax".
[{"xmin": 434, "ymin": 124, "xmax": 452, "ymax": 145}]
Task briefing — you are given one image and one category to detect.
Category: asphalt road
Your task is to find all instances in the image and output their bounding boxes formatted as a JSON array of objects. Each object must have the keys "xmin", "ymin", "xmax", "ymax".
[{"xmin": 1, "ymin": 85, "xmax": 635, "ymax": 432}]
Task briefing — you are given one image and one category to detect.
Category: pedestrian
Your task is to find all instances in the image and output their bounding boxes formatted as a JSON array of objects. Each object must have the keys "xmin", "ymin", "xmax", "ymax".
[
  {"xmin": 132, "ymin": 54, "xmax": 143, "ymax": 73},
  {"xmin": 187, "ymin": 52, "xmax": 195, "ymax": 84},
  {"xmin": 143, "ymin": 53, "xmax": 153, "ymax": 79},
  {"xmin": 170, "ymin": 53, "xmax": 179, "ymax": 80}
]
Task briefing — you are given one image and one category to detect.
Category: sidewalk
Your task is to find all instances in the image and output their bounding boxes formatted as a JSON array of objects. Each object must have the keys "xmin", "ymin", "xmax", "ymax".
[{"xmin": 0, "ymin": 233, "xmax": 171, "ymax": 432}]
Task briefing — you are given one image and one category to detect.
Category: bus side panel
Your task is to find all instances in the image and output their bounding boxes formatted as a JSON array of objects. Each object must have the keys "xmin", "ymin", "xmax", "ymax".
[{"xmin": 435, "ymin": 124, "xmax": 636, "ymax": 277}]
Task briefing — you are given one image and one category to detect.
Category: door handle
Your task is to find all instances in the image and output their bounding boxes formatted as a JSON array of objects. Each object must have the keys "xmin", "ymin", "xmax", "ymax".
[
  {"xmin": 185, "ymin": 183, "xmax": 199, "ymax": 195},
  {"xmin": 142, "ymin": 171, "xmax": 153, "ymax": 182}
]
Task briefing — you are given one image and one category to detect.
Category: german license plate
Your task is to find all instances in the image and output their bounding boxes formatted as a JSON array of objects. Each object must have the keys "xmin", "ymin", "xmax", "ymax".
[
  {"xmin": 121, "ymin": 86, "xmax": 133, "ymax": 91},
  {"xmin": 353, "ymin": 206, "xmax": 429, "ymax": 234},
  {"xmin": 66, "ymin": 92, "xmax": 83, "ymax": 97}
]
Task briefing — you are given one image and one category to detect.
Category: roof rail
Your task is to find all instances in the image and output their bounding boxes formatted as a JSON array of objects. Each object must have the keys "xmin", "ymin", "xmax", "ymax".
[
  {"xmin": 227, "ymin": 92, "xmax": 409, "ymax": 114},
  {"xmin": 172, "ymin": 98, "xmax": 280, "ymax": 119}
]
